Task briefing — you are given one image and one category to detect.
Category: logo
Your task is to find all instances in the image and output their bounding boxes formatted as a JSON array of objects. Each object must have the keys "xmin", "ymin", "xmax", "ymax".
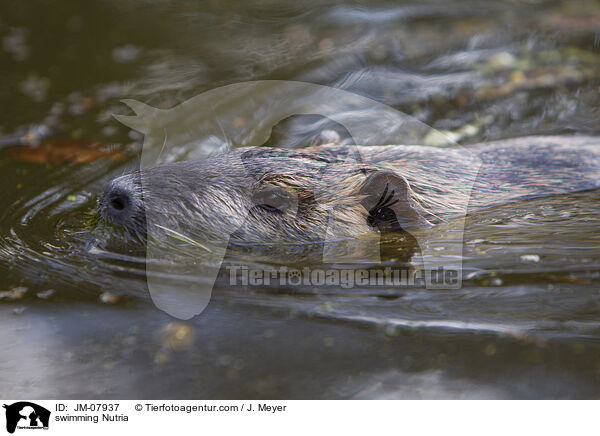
[
  {"xmin": 113, "ymin": 80, "xmax": 481, "ymax": 319},
  {"xmin": 3, "ymin": 402, "xmax": 50, "ymax": 433}
]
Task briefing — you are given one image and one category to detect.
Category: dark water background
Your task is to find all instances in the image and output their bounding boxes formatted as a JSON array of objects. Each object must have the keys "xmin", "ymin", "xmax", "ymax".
[{"xmin": 1, "ymin": 0, "xmax": 600, "ymax": 398}]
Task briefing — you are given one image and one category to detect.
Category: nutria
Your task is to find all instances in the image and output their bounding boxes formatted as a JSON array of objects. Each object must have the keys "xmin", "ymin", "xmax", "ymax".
[{"xmin": 98, "ymin": 135, "xmax": 600, "ymax": 245}]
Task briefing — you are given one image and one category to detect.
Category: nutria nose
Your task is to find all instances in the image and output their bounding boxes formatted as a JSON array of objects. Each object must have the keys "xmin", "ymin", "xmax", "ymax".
[{"xmin": 98, "ymin": 178, "xmax": 140, "ymax": 226}]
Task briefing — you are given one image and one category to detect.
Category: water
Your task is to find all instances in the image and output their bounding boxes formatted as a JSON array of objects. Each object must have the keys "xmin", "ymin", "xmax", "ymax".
[{"xmin": 1, "ymin": 0, "xmax": 600, "ymax": 398}]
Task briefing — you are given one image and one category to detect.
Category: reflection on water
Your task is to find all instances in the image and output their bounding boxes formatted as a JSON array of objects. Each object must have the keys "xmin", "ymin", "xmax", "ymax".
[{"xmin": 1, "ymin": 0, "xmax": 600, "ymax": 398}]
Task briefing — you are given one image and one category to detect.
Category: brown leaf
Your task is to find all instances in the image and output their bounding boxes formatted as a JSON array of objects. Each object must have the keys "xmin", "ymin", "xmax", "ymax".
[{"xmin": 6, "ymin": 139, "xmax": 125, "ymax": 163}]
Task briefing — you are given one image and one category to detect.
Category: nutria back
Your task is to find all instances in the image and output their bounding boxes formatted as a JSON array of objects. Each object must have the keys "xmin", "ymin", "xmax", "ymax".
[{"xmin": 346, "ymin": 135, "xmax": 600, "ymax": 216}]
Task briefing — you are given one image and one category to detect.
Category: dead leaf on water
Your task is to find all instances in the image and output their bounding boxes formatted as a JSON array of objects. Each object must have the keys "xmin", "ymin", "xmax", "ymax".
[
  {"xmin": 0, "ymin": 287, "xmax": 28, "ymax": 301},
  {"xmin": 6, "ymin": 139, "xmax": 124, "ymax": 164}
]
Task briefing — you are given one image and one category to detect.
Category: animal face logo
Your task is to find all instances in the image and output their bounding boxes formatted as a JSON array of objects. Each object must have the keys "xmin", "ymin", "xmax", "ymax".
[
  {"xmin": 111, "ymin": 80, "xmax": 481, "ymax": 319},
  {"xmin": 3, "ymin": 402, "xmax": 50, "ymax": 433}
]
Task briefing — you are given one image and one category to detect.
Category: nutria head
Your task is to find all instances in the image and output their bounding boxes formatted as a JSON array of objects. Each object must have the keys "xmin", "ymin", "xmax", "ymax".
[{"xmin": 97, "ymin": 146, "xmax": 433, "ymax": 246}]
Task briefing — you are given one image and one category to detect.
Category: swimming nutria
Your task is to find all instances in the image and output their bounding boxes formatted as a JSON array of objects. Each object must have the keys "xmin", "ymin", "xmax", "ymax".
[{"xmin": 98, "ymin": 135, "xmax": 600, "ymax": 245}]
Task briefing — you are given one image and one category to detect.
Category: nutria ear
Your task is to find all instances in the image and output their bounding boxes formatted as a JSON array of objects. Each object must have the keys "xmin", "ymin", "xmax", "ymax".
[{"xmin": 360, "ymin": 171, "xmax": 433, "ymax": 232}]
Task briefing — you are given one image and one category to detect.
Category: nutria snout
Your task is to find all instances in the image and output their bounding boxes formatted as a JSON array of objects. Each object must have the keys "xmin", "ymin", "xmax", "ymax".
[
  {"xmin": 97, "ymin": 135, "xmax": 600, "ymax": 245},
  {"xmin": 98, "ymin": 173, "xmax": 145, "ymax": 231}
]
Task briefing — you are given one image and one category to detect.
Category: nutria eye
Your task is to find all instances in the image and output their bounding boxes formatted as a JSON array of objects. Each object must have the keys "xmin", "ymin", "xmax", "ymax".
[
  {"xmin": 257, "ymin": 204, "xmax": 282, "ymax": 213},
  {"xmin": 252, "ymin": 187, "xmax": 291, "ymax": 213}
]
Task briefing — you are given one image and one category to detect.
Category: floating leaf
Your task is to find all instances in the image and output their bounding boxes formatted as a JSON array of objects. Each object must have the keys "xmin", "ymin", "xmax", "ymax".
[{"xmin": 6, "ymin": 139, "xmax": 125, "ymax": 163}]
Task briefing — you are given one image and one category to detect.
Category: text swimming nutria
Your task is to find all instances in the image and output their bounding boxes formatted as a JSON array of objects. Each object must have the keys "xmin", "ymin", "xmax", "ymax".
[{"xmin": 98, "ymin": 135, "xmax": 600, "ymax": 245}]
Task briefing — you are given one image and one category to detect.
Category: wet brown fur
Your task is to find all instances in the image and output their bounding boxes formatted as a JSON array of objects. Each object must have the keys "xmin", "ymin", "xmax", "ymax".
[{"xmin": 99, "ymin": 135, "xmax": 600, "ymax": 243}]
